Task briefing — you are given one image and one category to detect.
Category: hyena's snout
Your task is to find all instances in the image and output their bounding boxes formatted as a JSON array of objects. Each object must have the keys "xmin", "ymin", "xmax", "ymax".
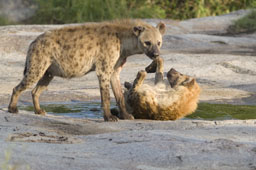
[{"xmin": 146, "ymin": 45, "xmax": 160, "ymax": 59}]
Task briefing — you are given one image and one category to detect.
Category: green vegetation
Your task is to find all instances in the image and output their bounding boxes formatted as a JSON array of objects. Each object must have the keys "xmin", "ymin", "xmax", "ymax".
[
  {"xmin": 0, "ymin": 16, "xmax": 12, "ymax": 26},
  {"xmin": 19, "ymin": 104, "xmax": 82, "ymax": 113},
  {"xmin": 1, "ymin": 148, "xmax": 16, "ymax": 170},
  {"xmin": 228, "ymin": 9, "xmax": 256, "ymax": 34},
  {"xmin": 1, "ymin": 0, "xmax": 255, "ymax": 25},
  {"xmin": 29, "ymin": 0, "xmax": 165, "ymax": 24},
  {"xmin": 163, "ymin": 0, "xmax": 256, "ymax": 19},
  {"xmin": 186, "ymin": 103, "xmax": 256, "ymax": 120},
  {"xmin": 1, "ymin": 147, "xmax": 30, "ymax": 170},
  {"xmin": 29, "ymin": 0, "xmax": 256, "ymax": 24}
]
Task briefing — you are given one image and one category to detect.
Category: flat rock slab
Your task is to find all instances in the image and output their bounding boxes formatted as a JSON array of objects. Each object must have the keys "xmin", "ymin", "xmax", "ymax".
[{"xmin": 0, "ymin": 110, "xmax": 256, "ymax": 170}]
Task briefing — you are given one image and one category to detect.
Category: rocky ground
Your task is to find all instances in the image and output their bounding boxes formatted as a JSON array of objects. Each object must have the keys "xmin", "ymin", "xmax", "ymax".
[{"xmin": 0, "ymin": 10, "xmax": 256, "ymax": 170}]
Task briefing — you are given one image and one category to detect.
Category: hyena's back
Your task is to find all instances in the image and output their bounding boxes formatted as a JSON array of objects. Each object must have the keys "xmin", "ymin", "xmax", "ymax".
[{"xmin": 25, "ymin": 26, "xmax": 104, "ymax": 79}]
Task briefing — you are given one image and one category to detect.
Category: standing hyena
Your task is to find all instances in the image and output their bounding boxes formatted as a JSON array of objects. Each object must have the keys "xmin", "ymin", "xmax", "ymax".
[{"xmin": 8, "ymin": 20, "xmax": 166, "ymax": 121}]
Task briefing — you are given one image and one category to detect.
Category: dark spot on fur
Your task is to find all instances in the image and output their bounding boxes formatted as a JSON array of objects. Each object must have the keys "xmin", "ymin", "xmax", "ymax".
[
  {"xmin": 35, "ymin": 49, "xmax": 39, "ymax": 56},
  {"xmin": 64, "ymin": 45, "xmax": 71, "ymax": 50},
  {"xmin": 80, "ymin": 44, "xmax": 84, "ymax": 48},
  {"xmin": 67, "ymin": 28, "xmax": 76, "ymax": 32},
  {"xmin": 90, "ymin": 36, "xmax": 94, "ymax": 41},
  {"xmin": 79, "ymin": 35, "xmax": 83, "ymax": 39},
  {"xmin": 43, "ymin": 41, "xmax": 50, "ymax": 47},
  {"xmin": 101, "ymin": 60, "xmax": 108, "ymax": 72},
  {"xmin": 87, "ymin": 46, "xmax": 92, "ymax": 51},
  {"xmin": 41, "ymin": 49, "xmax": 46, "ymax": 54},
  {"xmin": 56, "ymin": 40, "xmax": 61, "ymax": 45}
]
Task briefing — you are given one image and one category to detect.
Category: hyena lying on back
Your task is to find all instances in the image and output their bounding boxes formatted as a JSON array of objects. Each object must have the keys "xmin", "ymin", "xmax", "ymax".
[
  {"xmin": 124, "ymin": 57, "xmax": 201, "ymax": 120},
  {"xmin": 8, "ymin": 20, "xmax": 166, "ymax": 121}
]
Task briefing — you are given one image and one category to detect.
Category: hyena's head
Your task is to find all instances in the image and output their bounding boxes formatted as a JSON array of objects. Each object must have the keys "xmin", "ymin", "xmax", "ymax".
[
  {"xmin": 167, "ymin": 68, "xmax": 195, "ymax": 89},
  {"xmin": 133, "ymin": 22, "xmax": 166, "ymax": 59}
]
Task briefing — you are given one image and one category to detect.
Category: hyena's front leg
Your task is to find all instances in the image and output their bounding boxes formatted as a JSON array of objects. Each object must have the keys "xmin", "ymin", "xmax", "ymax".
[
  {"xmin": 145, "ymin": 59, "xmax": 157, "ymax": 73},
  {"xmin": 155, "ymin": 57, "xmax": 164, "ymax": 85},
  {"xmin": 145, "ymin": 56, "xmax": 164, "ymax": 84},
  {"xmin": 111, "ymin": 68, "xmax": 134, "ymax": 120},
  {"xmin": 98, "ymin": 74, "xmax": 119, "ymax": 122}
]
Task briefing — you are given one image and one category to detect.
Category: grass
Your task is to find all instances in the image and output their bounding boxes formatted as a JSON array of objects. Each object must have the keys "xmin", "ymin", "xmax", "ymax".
[
  {"xmin": 28, "ymin": 0, "xmax": 165, "ymax": 24},
  {"xmin": 228, "ymin": 9, "xmax": 256, "ymax": 34},
  {"xmin": 1, "ymin": 148, "xmax": 17, "ymax": 170},
  {"xmin": 0, "ymin": 16, "xmax": 13, "ymax": 26},
  {"xmin": 1, "ymin": 147, "xmax": 30, "ymax": 170},
  {"xmin": 0, "ymin": 1, "xmax": 255, "ymax": 25},
  {"xmin": 187, "ymin": 103, "xmax": 256, "ymax": 120}
]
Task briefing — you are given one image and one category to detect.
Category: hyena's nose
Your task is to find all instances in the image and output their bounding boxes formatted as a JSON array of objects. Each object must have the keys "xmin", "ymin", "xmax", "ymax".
[
  {"xmin": 152, "ymin": 46, "xmax": 160, "ymax": 57},
  {"xmin": 153, "ymin": 52, "xmax": 160, "ymax": 57}
]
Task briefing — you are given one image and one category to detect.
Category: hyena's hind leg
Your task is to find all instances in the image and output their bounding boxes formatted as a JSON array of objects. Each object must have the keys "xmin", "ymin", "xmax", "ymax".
[
  {"xmin": 132, "ymin": 70, "xmax": 147, "ymax": 90},
  {"xmin": 8, "ymin": 77, "xmax": 34, "ymax": 113},
  {"xmin": 8, "ymin": 59, "xmax": 51, "ymax": 114},
  {"xmin": 31, "ymin": 71, "xmax": 54, "ymax": 115}
]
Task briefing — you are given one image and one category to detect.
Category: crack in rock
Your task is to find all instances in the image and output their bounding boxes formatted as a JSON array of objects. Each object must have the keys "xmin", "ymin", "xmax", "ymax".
[
  {"xmin": 7, "ymin": 132, "xmax": 82, "ymax": 144},
  {"xmin": 218, "ymin": 62, "xmax": 256, "ymax": 75}
]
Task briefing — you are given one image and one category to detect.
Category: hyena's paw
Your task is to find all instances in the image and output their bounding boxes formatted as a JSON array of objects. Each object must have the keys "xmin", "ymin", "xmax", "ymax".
[
  {"xmin": 8, "ymin": 106, "xmax": 18, "ymax": 114},
  {"xmin": 104, "ymin": 115, "xmax": 119, "ymax": 122},
  {"xmin": 124, "ymin": 81, "xmax": 132, "ymax": 90},
  {"xmin": 145, "ymin": 60, "xmax": 157, "ymax": 73},
  {"xmin": 35, "ymin": 109, "xmax": 46, "ymax": 115},
  {"xmin": 120, "ymin": 113, "xmax": 134, "ymax": 120},
  {"xmin": 110, "ymin": 108, "xmax": 120, "ymax": 117}
]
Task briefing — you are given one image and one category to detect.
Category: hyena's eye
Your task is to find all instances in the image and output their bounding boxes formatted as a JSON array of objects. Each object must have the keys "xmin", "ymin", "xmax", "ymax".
[
  {"xmin": 157, "ymin": 41, "xmax": 161, "ymax": 46},
  {"xmin": 144, "ymin": 41, "xmax": 151, "ymax": 46}
]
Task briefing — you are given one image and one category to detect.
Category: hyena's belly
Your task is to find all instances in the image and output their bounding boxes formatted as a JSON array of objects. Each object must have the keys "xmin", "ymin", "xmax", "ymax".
[{"xmin": 48, "ymin": 55, "xmax": 95, "ymax": 78}]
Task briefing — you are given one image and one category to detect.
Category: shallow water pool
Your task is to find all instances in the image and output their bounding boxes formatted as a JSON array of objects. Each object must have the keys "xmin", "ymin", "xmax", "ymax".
[{"xmin": 19, "ymin": 101, "xmax": 256, "ymax": 120}]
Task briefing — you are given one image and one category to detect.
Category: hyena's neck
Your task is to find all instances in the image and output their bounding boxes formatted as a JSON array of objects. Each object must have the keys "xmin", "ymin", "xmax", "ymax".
[{"xmin": 119, "ymin": 34, "xmax": 143, "ymax": 58}]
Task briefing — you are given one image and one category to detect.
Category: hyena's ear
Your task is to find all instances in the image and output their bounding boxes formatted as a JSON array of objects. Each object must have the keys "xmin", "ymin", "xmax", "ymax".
[
  {"xmin": 156, "ymin": 22, "xmax": 166, "ymax": 35},
  {"xmin": 183, "ymin": 78, "xmax": 195, "ymax": 89},
  {"xmin": 133, "ymin": 26, "xmax": 145, "ymax": 36}
]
